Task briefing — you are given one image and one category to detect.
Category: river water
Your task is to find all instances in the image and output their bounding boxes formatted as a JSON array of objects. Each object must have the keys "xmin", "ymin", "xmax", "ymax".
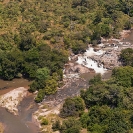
[
  {"xmin": 77, "ymin": 47, "xmax": 107, "ymax": 74},
  {"xmin": 0, "ymin": 30, "xmax": 133, "ymax": 133},
  {"xmin": 0, "ymin": 96, "xmax": 39, "ymax": 133},
  {"xmin": 0, "ymin": 78, "xmax": 40, "ymax": 133}
]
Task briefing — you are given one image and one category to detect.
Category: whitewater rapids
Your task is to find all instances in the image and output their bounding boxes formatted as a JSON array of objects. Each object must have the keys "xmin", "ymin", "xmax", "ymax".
[{"xmin": 77, "ymin": 47, "xmax": 107, "ymax": 74}]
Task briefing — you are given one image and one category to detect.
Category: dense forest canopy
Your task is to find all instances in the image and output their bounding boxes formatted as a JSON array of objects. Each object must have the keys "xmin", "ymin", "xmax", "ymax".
[
  {"xmin": 0, "ymin": 0, "xmax": 133, "ymax": 100},
  {"xmin": 1, "ymin": 0, "xmax": 133, "ymax": 131},
  {"xmin": 0, "ymin": 0, "xmax": 132, "ymax": 53}
]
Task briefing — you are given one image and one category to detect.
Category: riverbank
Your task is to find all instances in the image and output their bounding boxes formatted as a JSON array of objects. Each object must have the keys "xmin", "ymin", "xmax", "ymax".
[
  {"xmin": 0, "ymin": 78, "xmax": 32, "ymax": 96},
  {"xmin": 32, "ymin": 29, "xmax": 133, "ymax": 132},
  {"xmin": 0, "ymin": 29, "xmax": 132, "ymax": 133},
  {"xmin": 0, "ymin": 93, "xmax": 40, "ymax": 133},
  {"xmin": 0, "ymin": 78, "xmax": 40, "ymax": 133},
  {"xmin": 0, "ymin": 123, "xmax": 4, "ymax": 133},
  {"xmin": 0, "ymin": 87, "xmax": 28, "ymax": 115}
]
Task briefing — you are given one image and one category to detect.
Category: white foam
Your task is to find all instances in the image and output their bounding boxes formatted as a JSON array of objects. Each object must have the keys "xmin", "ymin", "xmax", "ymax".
[
  {"xmin": 77, "ymin": 47, "xmax": 106, "ymax": 75},
  {"xmin": 85, "ymin": 47, "xmax": 105, "ymax": 57}
]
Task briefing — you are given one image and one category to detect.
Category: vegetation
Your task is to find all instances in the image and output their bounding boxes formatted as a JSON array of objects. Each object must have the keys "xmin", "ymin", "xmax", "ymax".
[
  {"xmin": 41, "ymin": 118, "xmax": 49, "ymax": 125},
  {"xmin": 0, "ymin": 0, "xmax": 132, "ymax": 101},
  {"xmin": 1, "ymin": 0, "xmax": 133, "ymax": 132},
  {"xmin": 112, "ymin": 66, "xmax": 133, "ymax": 87},
  {"xmin": 89, "ymin": 73, "xmax": 102, "ymax": 85},
  {"xmin": 53, "ymin": 66, "xmax": 133, "ymax": 133},
  {"xmin": 52, "ymin": 118, "xmax": 82, "ymax": 133},
  {"xmin": 60, "ymin": 97, "xmax": 85, "ymax": 118},
  {"xmin": 120, "ymin": 48, "xmax": 133, "ymax": 66}
]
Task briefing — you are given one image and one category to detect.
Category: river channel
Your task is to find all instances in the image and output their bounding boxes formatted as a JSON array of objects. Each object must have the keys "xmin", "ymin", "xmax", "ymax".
[
  {"xmin": 0, "ymin": 29, "xmax": 133, "ymax": 133},
  {"xmin": 0, "ymin": 78, "xmax": 40, "ymax": 133}
]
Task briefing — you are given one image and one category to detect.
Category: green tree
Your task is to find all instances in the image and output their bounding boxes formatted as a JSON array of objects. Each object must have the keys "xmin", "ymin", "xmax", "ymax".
[
  {"xmin": 36, "ymin": 67, "xmax": 50, "ymax": 81},
  {"xmin": 19, "ymin": 34, "xmax": 36, "ymax": 51},
  {"xmin": 35, "ymin": 89, "xmax": 45, "ymax": 103},
  {"xmin": 89, "ymin": 74, "xmax": 102, "ymax": 85},
  {"xmin": 44, "ymin": 78, "xmax": 58, "ymax": 95},
  {"xmin": 60, "ymin": 118, "xmax": 81, "ymax": 133},
  {"xmin": 60, "ymin": 97, "xmax": 85, "ymax": 118},
  {"xmin": 120, "ymin": 48, "xmax": 133, "ymax": 66},
  {"xmin": 112, "ymin": 66, "xmax": 133, "ymax": 87}
]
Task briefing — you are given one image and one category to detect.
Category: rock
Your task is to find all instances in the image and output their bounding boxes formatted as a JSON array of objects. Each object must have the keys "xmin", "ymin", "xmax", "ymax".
[
  {"xmin": 64, "ymin": 62, "xmax": 93, "ymax": 74},
  {"xmin": 94, "ymin": 48, "xmax": 101, "ymax": 52}
]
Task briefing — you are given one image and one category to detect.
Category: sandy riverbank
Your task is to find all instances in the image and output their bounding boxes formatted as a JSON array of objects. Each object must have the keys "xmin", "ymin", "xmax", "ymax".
[
  {"xmin": 0, "ymin": 87, "xmax": 28, "ymax": 115},
  {"xmin": 0, "ymin": 123, "xmax": 4, "ymax": 133}
]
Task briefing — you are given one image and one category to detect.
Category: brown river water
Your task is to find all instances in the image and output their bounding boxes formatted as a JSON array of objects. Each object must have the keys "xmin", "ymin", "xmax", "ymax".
[
  {"xmin": 0, "ymin": 73, "xmax": 112, "ymax": 133},
  {"xmin": 0, "ymin": 78, "xmax": 40, "ymax": 133},
  {"xmin": 0, "ymin": 29, "xmax": 133, "ymax": 133}
]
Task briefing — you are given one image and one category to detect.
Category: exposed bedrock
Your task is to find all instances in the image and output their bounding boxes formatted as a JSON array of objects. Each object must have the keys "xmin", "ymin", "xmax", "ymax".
[{"xmin": 64, "ymin": 62, "xmax": 95, "ymax": 75}]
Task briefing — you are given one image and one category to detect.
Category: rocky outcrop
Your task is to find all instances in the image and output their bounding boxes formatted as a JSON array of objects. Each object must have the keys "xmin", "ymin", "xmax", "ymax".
[
  {"xmin": 64, "ymin": 62, "xmax": 95, "ymax": 75},
  {"xmin": 91, "ymin": 50, "xmax": 121, "ymax": 69},
  {"xmin": 92, "ymin": 37, "xmax": 133, "ymax": 70}
]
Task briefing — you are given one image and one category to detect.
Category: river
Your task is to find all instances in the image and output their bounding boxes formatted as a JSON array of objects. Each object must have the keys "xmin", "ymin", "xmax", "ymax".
[
  {"xmin": 0, "ymin": 78, "xmax": 40, "ymax": 133},
  {"xmin": 0, "ymin": 30, "xmax": 133, "ymax": 133}
]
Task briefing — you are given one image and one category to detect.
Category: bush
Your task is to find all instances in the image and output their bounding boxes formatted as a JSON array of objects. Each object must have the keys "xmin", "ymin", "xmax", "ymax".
[
  {"xmin": 52, "ymin": 120, "xmax": 61, "ymax": 131},
  {"xmin": 60, "ymin": 97, "xmax": 85, "ymax": 118},
  {"xmin": 35, "ymin": 89, "xmax": 45, "ymax": 103},
  {"xmin": 41, "ymin": 118, "xmax": 48, "ymax": 125}
]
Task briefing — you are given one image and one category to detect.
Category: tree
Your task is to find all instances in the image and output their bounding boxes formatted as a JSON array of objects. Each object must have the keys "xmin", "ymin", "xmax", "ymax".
[
  {"xmin": 80, "ymin": 106, "xmax": 131, "ymax": 133},
  {"xmin": 60, "ymin": 97, "xmax": 85, "ymax": 118},
  {"xmin": 19, "ymin": 34, "xmax": 36, "ymax": 51},
  {"xmin": 81, "ymin": 83, "xmax": 124, "ymax": 108},
  {"xmin": 35, "ymin": 89, "xmax": 45, "ymax": 103},
  {"xmin": 44, "ymin": 78, "xmax": 58, "ymax": 95},
  {"xmin": 0, "ymin": 49, "xmax": 24, "ymax": 80},
  {"xmin": 52, "ymin": 120, "xmax": 61, "ymax": 131},
  {"xmin": 89, "ymin": 74, "xmax": 102, "ymax": 85},
  {"xmin": 112, "ymin": 66, "xmax": 133, "ymax": 87},
  {"xmin": 120, "ymin": 48, "xmax": 133, "ymax": 66},
  {"xmin": 71, "ymin": 40, "xmax": 87, "ymax": 54},
  {"xmin": 60, "ymin": 118, "xmax": 81, "ymax": 133},
  {"xmin": 36, "ymin": 67, "xmax": 50, "ymax": 81}
]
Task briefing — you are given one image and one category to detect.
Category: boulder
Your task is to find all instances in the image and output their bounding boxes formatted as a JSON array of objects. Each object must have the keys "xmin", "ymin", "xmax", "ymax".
[{"xmin": 64, "ymin": 62, "xmax": 94, "ymax": 74}]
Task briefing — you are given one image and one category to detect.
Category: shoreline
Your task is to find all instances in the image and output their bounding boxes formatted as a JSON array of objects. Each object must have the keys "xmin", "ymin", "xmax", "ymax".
[
  {"xmin": 0, "ymin": 122, "xmax": 4, "ymax": 133},
  {"xmin": 0, "ymin": 87, "xmax": 28, "ymax": 115},
  {"xmin": 0, "ymin": 29, "xmax": 132, "ymax": 132}
]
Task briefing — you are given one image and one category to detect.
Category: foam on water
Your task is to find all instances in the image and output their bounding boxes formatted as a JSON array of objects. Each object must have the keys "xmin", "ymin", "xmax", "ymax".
[
  {"xmin": 77, "ymin": 47, "xmax": 106, "ymax": 75},
  {"xmin": 85, "ymin": 47, "xmax": 105, "ymax": 57}
]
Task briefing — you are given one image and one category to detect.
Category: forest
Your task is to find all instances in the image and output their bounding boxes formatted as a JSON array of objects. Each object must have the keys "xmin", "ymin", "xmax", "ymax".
[
  {"xmin": 50, "ymin": 48, "xmax": 133, "ymax": 132},
  {"xmin": 0, "ymin": 0, "xmax": 133, "ymax": 132},
  {"xmin": 52, "ymin": 65, "xmax": 133, "ymax": 133},
  {"xmin": 0, "ymin": 0, "xmax": 133, "ymax": 101}
]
